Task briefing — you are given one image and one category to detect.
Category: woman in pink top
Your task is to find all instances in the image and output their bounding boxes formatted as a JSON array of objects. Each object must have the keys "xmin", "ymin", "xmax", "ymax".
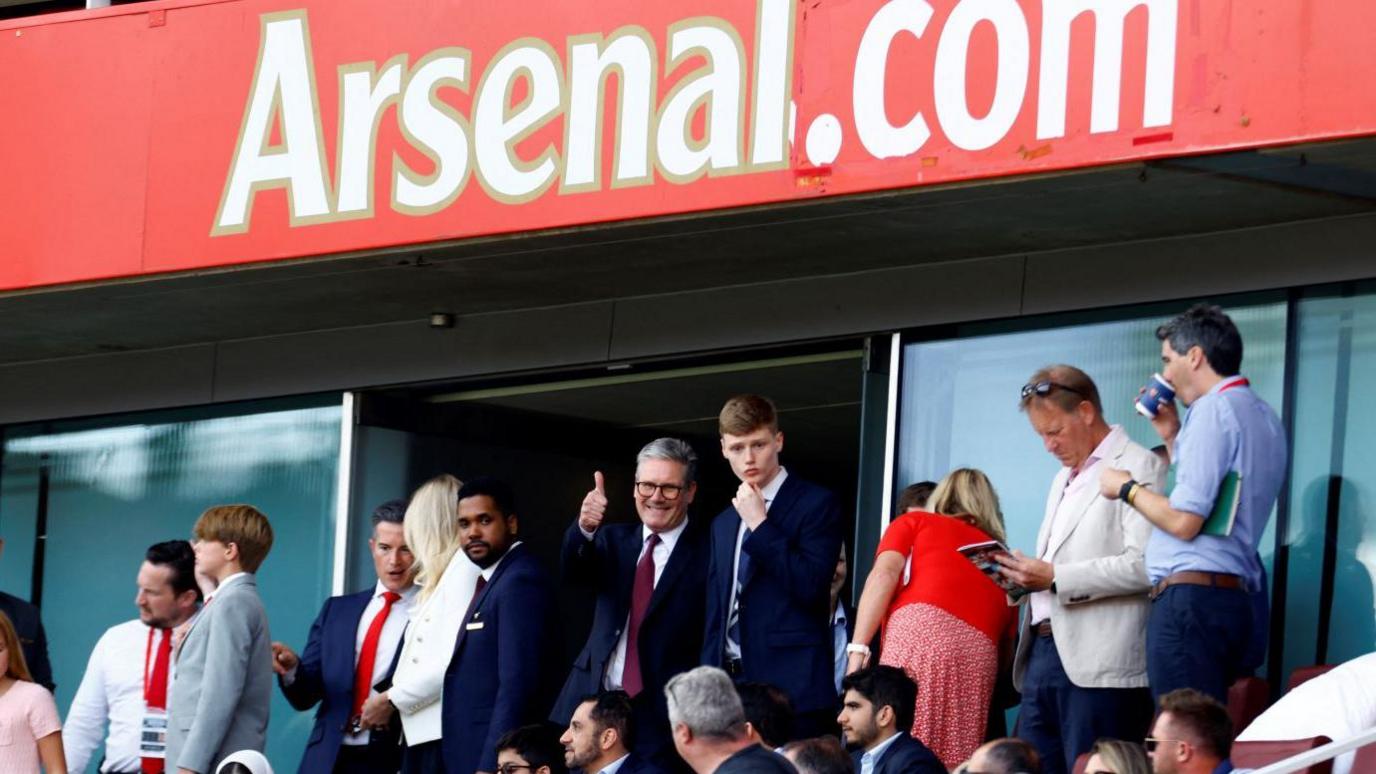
[{"xmin": 0, "ymin": 610, "xmax": 66, "ymax": 774}]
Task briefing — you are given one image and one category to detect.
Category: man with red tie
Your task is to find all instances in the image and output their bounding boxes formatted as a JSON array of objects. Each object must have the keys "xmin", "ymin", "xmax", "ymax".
[
  {"xmin": 552, "ymin": 438, "xmax": 711, "ymax": 771},
  {"xmin": 63, "ymin": 541, "xmax": 204, "ymax": 774},
  {"xmin": 271, "ymin": 500, "xmax": 416, "ymax": 774}
]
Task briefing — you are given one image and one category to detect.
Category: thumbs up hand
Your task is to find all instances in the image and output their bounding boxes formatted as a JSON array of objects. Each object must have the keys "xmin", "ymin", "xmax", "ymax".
[{"xmin": 579, "ymin": 471, "xmax": 609, "ymax": 533}]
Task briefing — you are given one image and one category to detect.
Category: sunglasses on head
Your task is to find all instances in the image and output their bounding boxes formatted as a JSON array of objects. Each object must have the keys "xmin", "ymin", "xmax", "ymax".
[{"xmin": 1020, "ymin": 379, "xmax": 1088, "ymax": 401}]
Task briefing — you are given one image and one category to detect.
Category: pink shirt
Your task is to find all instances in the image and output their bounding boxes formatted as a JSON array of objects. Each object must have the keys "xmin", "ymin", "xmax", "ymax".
[{"xmin": 0, "ymin": 680, "xmax": 62, "ymax": 774}]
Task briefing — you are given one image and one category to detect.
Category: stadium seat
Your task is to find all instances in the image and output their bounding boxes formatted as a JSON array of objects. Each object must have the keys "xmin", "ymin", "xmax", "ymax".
[
  {"xmin": 1352, "ymin": 739, "xmax": 1376, "ymax": 771},
  {"xmin": 1228, "ymin": 675, "xmax": 1271, "ymax": 732},
  {"xmin": 1287, "ymin": 664, "xmax": 1336, "ymax": 692},
  {"xmin": 1231, "ymin": 737, "xmax": 1333, "ymax": 773},
  {"xmin": 1071, "ymin": 752, "xmax": 1089, "ymax": 774}
]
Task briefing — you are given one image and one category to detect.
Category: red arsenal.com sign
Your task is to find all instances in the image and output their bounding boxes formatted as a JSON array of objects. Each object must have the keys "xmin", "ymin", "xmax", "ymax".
[{"xmin": 0, "ymin": 0, "xmax": 1372, "ymax": 289}]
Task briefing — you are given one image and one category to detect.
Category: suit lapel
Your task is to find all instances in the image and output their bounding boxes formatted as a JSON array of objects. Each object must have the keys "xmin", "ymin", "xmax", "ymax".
[
  {"xmin": 176, "ymin": 575, "xmax": 248, "ymax": 660},
  {"xmin": 645, "ymin": 519, "xmax": 701, "ymax": 620},
  {"xmin": 1044, "ymin": 431, "xmax": 1129, "ymax": 559},
  {"xmin": 616, "ymin": 526, "xmax": 643, "ymax": 612},
  {"xmin": 452, "ymin": 545, "xmax": 521, "ymax": 657}
]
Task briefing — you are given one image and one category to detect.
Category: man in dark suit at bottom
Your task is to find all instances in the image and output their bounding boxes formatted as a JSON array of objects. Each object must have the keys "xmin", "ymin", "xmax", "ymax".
[
  {"xmin": 272, "ymin": 499, "xmax": 415, "ymax": 774},
  {"xmin": 442, "ymin": 477, "xmax": 560, "ymax": 774},
  {"xmin": 0, "ymin": 536, "xmax": 54, "ymax": 691},
  {"xmin": 561, "ymin": 691, "xmax": 665, "ymax": 774},
  {"xmin": 667, "ymin": 667, "xmax": 796, "ymax": 774},
  {"xmin": 838, "ymin": 667, "xmax": 942, "ymax": 774}
]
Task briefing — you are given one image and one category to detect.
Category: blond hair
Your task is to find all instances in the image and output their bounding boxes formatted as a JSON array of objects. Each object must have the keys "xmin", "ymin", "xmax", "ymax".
[
  {"xmin": 193, "ymin": 505, "xmax": 274, "ymax": 573},
  {"xmin": 0, "ymin": 611, "xmax": 32, "ymax": 682},
  {"xmin": 719, "ymin": 394, "xmax": 779, "ymax": 436},
  {"xmin": 404, "ymin": 474, "xmax": 464, "ymax": 601},
  {"xmin": 927, "ymin": 468, "xmax": 1006, "ymax": 543}
]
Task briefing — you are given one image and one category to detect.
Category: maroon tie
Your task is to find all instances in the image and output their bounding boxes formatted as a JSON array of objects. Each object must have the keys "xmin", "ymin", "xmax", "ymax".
[
  {"xmin": 622, "ymin": 533, "xmax": 660, "ymax": 697},
  {"xmin": 352, "ymin": 592, "xmax": 401, "ymax": 721}
]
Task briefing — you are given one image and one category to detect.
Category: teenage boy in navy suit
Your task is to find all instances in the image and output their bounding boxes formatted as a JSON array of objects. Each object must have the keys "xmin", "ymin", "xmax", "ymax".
[
  {"xmin": 701, "ymin": 394, "xmax": 844, "ymax": 739},
  {"xmin": 442, "ymin": 477, "xmax": 559, "ymax": 774},
  {"xmin": 272, "ymin": 500, "xmax": 414, "ymax": 774},
  {"xmin": 552, "ymin": 438, "xmax": 710, "ymax": 769}
]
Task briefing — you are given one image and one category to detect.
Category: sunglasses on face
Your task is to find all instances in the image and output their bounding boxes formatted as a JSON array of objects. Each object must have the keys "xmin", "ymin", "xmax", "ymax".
[{"xmin": 1143, "ymin": 737, "xmax": 1187, "ymax": 754}]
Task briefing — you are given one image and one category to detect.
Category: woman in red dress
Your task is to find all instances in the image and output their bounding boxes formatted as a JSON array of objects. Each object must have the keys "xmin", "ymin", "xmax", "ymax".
[{"xmin": 846, "ymin": 468, "xmax": 1017, "ymax": 769}]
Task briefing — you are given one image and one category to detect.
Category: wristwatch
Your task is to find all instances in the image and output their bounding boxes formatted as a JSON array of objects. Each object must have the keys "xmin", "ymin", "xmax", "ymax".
[{"xmin": 1118, "ymin": 479, "xmax": 1138, "ymax": 503}]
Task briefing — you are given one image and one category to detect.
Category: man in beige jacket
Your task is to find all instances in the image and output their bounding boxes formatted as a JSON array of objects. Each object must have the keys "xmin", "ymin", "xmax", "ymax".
[{"xmin": 996, "ymin": 365, "xmax": 1165, "ymax": 774}]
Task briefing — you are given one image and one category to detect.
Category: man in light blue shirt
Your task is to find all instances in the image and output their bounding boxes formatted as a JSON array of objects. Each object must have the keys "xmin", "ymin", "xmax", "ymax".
[{"xmin": 1101, "ymin": 304, "xmax": 1286, "ymax": 703}]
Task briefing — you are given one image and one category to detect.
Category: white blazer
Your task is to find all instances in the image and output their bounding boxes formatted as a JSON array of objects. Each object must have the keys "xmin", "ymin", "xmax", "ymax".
[
  {"xmin": 1012, "ymin": 428, "xmax": 1167, "ymax": 690},
  {"xmin": 389, "ymin": 549, "xmax": 482, "ymax": 744}
]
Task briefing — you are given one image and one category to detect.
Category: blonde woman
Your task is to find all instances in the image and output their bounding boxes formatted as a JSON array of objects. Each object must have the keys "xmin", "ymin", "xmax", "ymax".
[
  {"xmin": 847, "ymin": 468, "xmax": 1017, "ymax": 769},
  {"xmin": 362, "ymin": 474, "xmax": 481, "ymax": 774},
  {"xmin": 1084, "ymin": 739, "xmax": 1150, "ymax": 774},
  {"xmin": 0, "ymin": 611, "xmax": 67, "ymax": 774}
]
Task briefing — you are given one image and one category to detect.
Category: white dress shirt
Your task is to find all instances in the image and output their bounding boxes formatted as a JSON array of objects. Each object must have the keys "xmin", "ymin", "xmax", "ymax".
[
  {"xmin": 1030, "ymin": 427, "xmax": 1123, "ymax": 626},
  {"xmin": 601, "ymin": 520, "xmax": 689, "ymax": 690},
  {"xmin": 391, "ymin": 550, "xmax": 482, "ymax": 744},
  {"xmin": 859, "ymin": 730, "xmax": 902, "ymax": 774},
  {"xmin": 63, "ymin": 619, "xmax": 173, "ymax": 773},
  {"xmin": 726, "ymin": 467, "xmax": 787, "ymax": 659}
]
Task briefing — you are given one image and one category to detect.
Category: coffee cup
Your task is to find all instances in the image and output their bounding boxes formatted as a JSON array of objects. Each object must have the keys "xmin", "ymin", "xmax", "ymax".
[{"xmin": 1135, "ymin": 373, "xmax": 1176, "ymax": 418}]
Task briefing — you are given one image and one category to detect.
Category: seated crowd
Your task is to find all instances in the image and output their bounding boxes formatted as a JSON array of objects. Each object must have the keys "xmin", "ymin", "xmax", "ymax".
[{"xmin": 0, "ymin": 305, "xmax": 1344, "ymax": 774}]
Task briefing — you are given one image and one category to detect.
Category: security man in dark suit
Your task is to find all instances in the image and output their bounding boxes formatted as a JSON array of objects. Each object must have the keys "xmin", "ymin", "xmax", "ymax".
[
  {"xmin": 442, "ymin": 477, "xmax": 560, "ymax": 774},
  {"xmin": 701, "ymin": 395, "xmax": 844, "ymax": 739},
  {"xmin": 272, "ymin": 500, "xmax": 414, "ymax": 774},
  {"xmin": 552, "ymin": 438, "xmax": 710, "ymax": 770},
  {"xmin": 0, "ymin": 536, "xmax": 54, "ymax": 691}
]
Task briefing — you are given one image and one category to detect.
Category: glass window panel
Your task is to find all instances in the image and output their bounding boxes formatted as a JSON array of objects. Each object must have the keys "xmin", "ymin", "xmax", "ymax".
[
  {"xmin": 0, "ymin": 398, "xmax": 341, "ymax": 772},
  {"xmin": 1287, "ymin": 286, "xmax": 1376, "ymax": 675}
]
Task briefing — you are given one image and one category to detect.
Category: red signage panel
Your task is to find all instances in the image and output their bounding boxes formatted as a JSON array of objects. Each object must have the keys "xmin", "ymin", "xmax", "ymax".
[{"xmin": 0, "ymin": 0, "xmax": 1372, "ymax": 290}]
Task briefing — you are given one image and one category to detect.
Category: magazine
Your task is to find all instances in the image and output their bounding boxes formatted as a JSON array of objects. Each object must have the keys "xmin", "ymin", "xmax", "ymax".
[{"xmin": 957, "ymin": 540, "xmax": 1031, "ymax": 601}]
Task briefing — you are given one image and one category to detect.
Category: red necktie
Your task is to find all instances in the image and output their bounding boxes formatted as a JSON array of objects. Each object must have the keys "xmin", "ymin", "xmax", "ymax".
[
  {"xmin": 352, "ymin": 592, "xmax": 401, "ymax": 722},
  {"xmin": 622, "ymin": 533, "xmax": 660, "ymax": 697},
  {"xmin": 142, "ymin": 629, "xmax": 171, "ymax": 774}
]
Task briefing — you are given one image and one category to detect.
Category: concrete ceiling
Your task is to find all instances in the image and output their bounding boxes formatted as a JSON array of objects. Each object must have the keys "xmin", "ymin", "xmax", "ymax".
[{"xmin": 2, "ymin": 138, "xmax": 1374, "ymax": 367}]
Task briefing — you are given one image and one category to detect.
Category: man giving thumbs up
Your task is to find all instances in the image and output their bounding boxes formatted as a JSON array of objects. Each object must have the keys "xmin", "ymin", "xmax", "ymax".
[{"xmin": 552, "ymin": 439, "xmax": 712, "ymax": 772}]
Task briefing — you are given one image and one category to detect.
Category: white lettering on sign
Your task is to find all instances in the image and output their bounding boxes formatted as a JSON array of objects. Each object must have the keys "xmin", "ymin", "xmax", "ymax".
[{"xmin": 212, "ymin": 0, "xmax": 1177, "ymax": 235}]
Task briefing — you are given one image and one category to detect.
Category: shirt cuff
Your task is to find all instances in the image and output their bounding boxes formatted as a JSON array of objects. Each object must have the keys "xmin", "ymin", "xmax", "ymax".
[
  {"xmin": 281, "ymin": 666, "xmax": 298, "ymax": 686},
  {"xmin": 578, "ymin": 524, "xmax": 596, "ymax": 540}
]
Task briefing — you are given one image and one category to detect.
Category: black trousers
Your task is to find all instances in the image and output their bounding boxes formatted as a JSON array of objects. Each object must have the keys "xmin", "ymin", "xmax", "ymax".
[{"xmin": 401, "ymin": 740, "xmax": 445, "ymax": 774}]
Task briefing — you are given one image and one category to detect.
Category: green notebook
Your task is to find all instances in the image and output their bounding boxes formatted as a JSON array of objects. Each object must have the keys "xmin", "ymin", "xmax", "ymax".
[{"xmin": 1164, "ymin": 468, "xmax": 1242, "ymax": 537}]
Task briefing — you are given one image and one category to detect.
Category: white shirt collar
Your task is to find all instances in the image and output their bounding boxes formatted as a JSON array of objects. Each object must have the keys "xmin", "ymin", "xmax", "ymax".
[
  {"xmin": 642, "ymin": 517, "xmax": 689, "ymax": 552},
  {"xmin": 479, "ymin": 541, "xmax": 522, "ymax": 581},
  {"xmin": 759, "ymin": 466, "xmax": 789, "ymax": 503},
  {"xmin": 372, "ymin": 579, "xmax": 419, "ymax": 603},
  {"xmin": 598, "ymin": 753, "xmax": 631, "ymax": 774},
  {"xmin": 863, "ymin": 731, "xmax": 903, "ymax": 766}
]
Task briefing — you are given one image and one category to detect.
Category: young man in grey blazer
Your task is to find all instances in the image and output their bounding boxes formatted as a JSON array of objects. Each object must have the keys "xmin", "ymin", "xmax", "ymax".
[
  {"xmin": 996, "ymin": 365, "xmax": 1165, "ymax": 774},
  {"xmin": 167, "ymin": 505, "xmax": 275, "ymax": 774}
]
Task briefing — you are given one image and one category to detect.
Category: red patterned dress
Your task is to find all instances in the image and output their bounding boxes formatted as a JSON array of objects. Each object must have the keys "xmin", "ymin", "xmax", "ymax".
[{"xmin": 875, "ymin": 511, "xmax": 1017, "ymax": 769}]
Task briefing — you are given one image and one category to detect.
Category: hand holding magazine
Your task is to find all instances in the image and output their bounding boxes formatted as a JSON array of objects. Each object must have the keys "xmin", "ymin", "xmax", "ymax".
[{"xmin": 958, "ymin": 540, "xmax": 1032, "ymax": 601}]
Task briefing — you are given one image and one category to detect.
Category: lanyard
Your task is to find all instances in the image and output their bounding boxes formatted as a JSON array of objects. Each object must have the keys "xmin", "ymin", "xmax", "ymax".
[{"xmin": 1218, "ymin": 376, "xmax": 1250, "ymax": 394}]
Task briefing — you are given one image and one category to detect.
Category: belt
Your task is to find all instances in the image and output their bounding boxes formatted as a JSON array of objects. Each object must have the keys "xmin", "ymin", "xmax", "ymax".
[
  {"xmin": 725, "ymin": 657, "xmax": 745, "ymax": 678},
  {"xmin": 1034, "ymin": 621, "xmax": 1053, "ymax": 638},
  {"xmin": 1150, "ymin": 571, "xmax": 1244, "ymax": 601}
]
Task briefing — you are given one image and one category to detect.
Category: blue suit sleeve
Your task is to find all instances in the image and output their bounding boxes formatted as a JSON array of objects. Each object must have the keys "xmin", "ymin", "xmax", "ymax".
[
  {"xmin": 742, "ymin": 490, "xmax": 843, "ymax": 607},
  {"xmin": 700, "ymin": 520, "xmax": 725, "ymax": 667},
  {"xmin": 280, "ymin": 597, "xmax": 330, "ymax": 711},
  {"xmin": 561, "ymin": 520, "xmax": 606, "ymax": 586},
  {"xmin": 480, "ymin": 569, "xmax": 555, "ymax": 773}
]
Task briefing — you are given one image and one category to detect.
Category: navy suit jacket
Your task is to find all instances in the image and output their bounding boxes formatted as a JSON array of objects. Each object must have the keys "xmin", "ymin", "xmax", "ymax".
[
  {"xmin": 0, "ymin": 591, "xmax": 53, "ymax": 691},
  {"xmin": 849, "ymin": 734, "xmax": 944, "ymax": 774},
  {"xmin": 442, "ymin": 544, "xmax": 559, "ymax": 774},
  {"xmin": 279, "ymin": 588, "xmax": 405, "ymax": 774},
  {"xmin": 576, "ymin": 752, "xmax": 667, "ymax": 774},
  {"xmin": 551, "ymin": 518, "xmax": 709, "ymax": 759},
  {"xmin": 701, "ymin": 473, "xmax": 843, "ymax": 714}
]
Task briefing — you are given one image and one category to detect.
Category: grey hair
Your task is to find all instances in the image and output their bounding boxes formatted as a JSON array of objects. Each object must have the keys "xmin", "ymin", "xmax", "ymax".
[
  {"xmin": 636, "ymin": 437, "xmax": 698, "ymax": 484},
  {"xmin": 664, "ymin": 667, "xmax": 746, "ymax": 741}
]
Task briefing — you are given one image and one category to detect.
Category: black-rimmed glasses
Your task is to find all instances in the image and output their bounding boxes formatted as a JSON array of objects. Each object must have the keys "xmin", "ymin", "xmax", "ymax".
[{"xmin": 635, "ymin": 481, "xmax": 685, "ymax": 500}]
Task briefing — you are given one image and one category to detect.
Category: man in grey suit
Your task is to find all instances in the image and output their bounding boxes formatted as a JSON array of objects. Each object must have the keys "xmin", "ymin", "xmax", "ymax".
[
  {"xmin": 996, "ymin": 365, "xmax": 1165, "ymax": 774},
  {"xmin": 168, "ymin": 505, "xmax": 276, "ymax": 774}
]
